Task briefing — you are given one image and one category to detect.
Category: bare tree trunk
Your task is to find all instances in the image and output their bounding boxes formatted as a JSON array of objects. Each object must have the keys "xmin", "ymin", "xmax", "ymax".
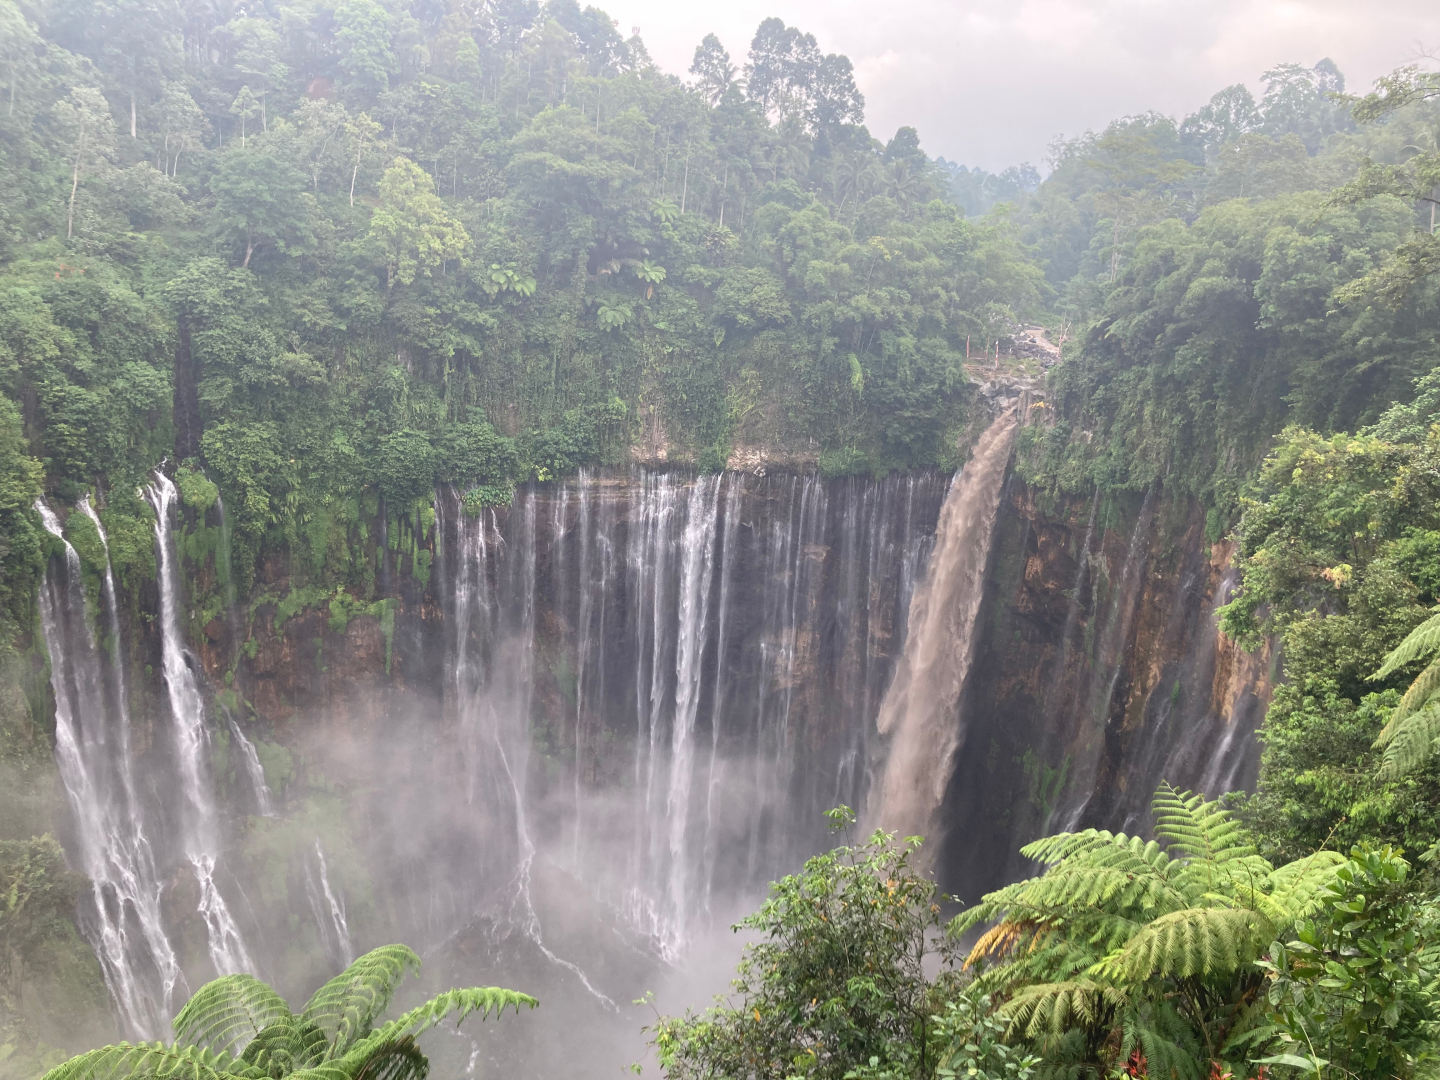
[
  {"xmin": 130, "ymin": 91, "xmax": 136, "ymax": 138},
  {"xmin": 680, "ymin": 141, "xmax": 691, "ymax": 213},
  {"xmin": 242, "ymin": 228, "xmax": 255, "ymax": 268},
  {"xmin": 67, "ymin": 133, "xmax": 86, "ymax": 239},
  {"xmin": 68, "ymin": 159, "xmax": 79, "ymax": 238}
]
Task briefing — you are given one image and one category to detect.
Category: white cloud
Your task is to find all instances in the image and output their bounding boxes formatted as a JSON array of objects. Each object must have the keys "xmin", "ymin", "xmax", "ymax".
[{"xmin": 597, "ymin": 0, "xmax": 1440, "ymax": 170}]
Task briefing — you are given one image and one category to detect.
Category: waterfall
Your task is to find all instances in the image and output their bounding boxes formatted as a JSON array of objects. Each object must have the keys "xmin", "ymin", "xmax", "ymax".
[
  {"xmin": 227, "ymin": 715, "xmax": 274, "ymax": 817},
  {"xmin": 305, "ymin": 840, "xmax": 353, "ymax": 969},
  {"xmin": 35, "ymin": 498, "xmax": 179, "ymax": 1039},
  {"xmin": 661, "ymin": 475, "xmax": 718, "ymax": 954},
  {"xmin": 434, "ymin": 468, "xmax": 949, "ymax": 971},
  {"xmin": 872, "ymin": 411, "xmax": 1019, "ymax": 845},
  {"xmin": 143, "ymin": 472, "xmax": 254, "ymax": 978}
]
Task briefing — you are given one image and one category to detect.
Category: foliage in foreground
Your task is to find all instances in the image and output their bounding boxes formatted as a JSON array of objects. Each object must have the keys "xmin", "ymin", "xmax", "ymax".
[
  {"xmin": 1261, "ymin": 846, "xmax": 1440, "ymax": 1080},
  {"xmin": 39, "ymin": 944, "xmax": 534, "ymax": 1080},
  {"xmin": 652, "ymin": 807, "xmax": 972, "ymax": 1080},
  {"xmin": 953, "ymin": 784, "xmax": 1347, "ymax": 1080},
  {"xmin": 1219, "ymin": 415, "xmax": 1440, "ymax": 862}
]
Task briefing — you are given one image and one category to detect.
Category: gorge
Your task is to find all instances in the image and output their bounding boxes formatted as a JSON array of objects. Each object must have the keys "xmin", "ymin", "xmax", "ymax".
[
  {"xmin": 24, "ymin": 394, "xmax": 1268, "ymax": 1074},
  {"xmin": 9, "ymin": 5, "xmax": 1434, "ymax": 1072}
]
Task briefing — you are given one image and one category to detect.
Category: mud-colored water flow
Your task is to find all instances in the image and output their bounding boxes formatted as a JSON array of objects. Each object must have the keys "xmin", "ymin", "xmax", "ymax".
[{"xmin": 871, "ymin": 412, "xmax": 1019, "ymax": 844}]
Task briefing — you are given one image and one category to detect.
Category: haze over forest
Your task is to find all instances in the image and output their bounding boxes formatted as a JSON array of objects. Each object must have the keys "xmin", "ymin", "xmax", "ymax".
[{"xmin": 3, "ymin": 0, "xmax": 1440, "ymax": 1078}]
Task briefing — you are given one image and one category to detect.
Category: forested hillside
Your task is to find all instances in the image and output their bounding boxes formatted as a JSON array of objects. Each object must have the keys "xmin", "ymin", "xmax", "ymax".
[{"xmin": 2, "ymin": 0, "xmax": 1438, "ymax": 627}]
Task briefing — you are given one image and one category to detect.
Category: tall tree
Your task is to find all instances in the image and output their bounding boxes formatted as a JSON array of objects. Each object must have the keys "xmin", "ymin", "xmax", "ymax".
[
  {"xmin": 55, "ymin": 85, "xmax": 115, "ymax": 239},
  {"xmin": 744, "ymin": 17, "xmax": 818, "ymax": 122},
  {"xmin": 368, "ymin": 156, "xmax": 470, "ymax": 286},
  {"xmin": 210, "ymin": 148, "xmax": 311, "ymax": 267},
  {"xmin": 689, "ymin": 32, "xmax": 735, "ymax": 105}
]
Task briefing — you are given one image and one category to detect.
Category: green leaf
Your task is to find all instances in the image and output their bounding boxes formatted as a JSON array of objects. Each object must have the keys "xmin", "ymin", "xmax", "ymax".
[{"xmin": 173, "ymin": 974, "xmax": 294, "ymax": 1058}]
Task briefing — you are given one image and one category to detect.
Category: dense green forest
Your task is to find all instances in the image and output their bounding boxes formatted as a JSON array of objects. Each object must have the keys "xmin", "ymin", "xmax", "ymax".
[{"xmin": 8, "ymin": 0, "xmax": 1440, "ymax": 1074}]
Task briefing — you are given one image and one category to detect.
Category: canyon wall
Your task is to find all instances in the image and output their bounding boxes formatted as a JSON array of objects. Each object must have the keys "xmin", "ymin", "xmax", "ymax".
[{"xmin": 9, "ymin": 430, "xmax": 1273, "ymax": 1074}]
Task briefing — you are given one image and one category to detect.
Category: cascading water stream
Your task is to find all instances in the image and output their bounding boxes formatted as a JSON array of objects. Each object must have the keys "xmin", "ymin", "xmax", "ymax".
[
  {"xmin": 35, "ymin": 498, "xmax": 179, "ymax": 1039},
  {"xmin": 227, "ymin": 715, "xmax": 274, "ymax": 817},
  {"xmin": 871, "ymin": 411, "xmax": 1019, "ymax": 845},
  {"xmin": 143, "ymin": 471, "xmax": 254, "ymax": 978},
  {"xmin": 435, "ymin": 468, "xmax": 948, "ymax": 978},
  {"xmin": 305, "ymin": 839, "xmax": 353, "ymax": 969}
]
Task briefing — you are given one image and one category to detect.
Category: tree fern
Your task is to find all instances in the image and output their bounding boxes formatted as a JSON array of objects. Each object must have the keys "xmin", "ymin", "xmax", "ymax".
[
  {"xmin": 1376, "ymin": 700, "xmax": 1440, "ymax": 779},
  {"xmin": 1372, "ymin": 609, "xmax": 1440, "ymax": 679},
  {"xmin": 1392, "ymin": 653, "xmax": 1440, "ymax": 722},
  {"xmin": 1368, "ymin": 610, "xmax": 1440, "ymax": 778},
  {"xmin": 41, "ymin": 943, "xmax": 534, "ymax": 1080},
  {"xmin": 299, "ymin": 945, "xmax": 422, "ymax": 1058},
  {"xmin": 173, "ymin": 975, "xmax": 294, "ymax": 1059},
  {"xmin": 952, "ymin": 783, "xmax": 1345, "ymax": 1080}
]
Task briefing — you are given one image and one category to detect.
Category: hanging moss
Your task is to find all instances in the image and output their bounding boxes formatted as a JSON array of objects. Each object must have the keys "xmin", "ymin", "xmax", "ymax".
[{"xmin": 272, "ymin": 585, "xmax": 331, "ymax": 632}]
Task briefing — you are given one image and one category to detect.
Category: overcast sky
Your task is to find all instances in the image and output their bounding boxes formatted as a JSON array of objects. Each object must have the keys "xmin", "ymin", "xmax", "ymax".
[{"xmin": 597, "ymin": 0, "xmax": 1440, "ymax": 173}]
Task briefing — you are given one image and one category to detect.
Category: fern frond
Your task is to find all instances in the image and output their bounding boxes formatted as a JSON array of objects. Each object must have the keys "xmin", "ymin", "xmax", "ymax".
[
  {"xmin": 1174, "ymin": 853, "xmax": 1274, "ymax": 909},
  {"xmin": 1152, "ymin": 783, "xmax": 1255, "ymax": 865},
  {"xmin": 300, "ymin": 945, "xmax": 422, "ymax": 1059},
  {"xmin": 1010, "ymin": 864, "xmax": 1184, "ymax": 916},
  {"xmin": 1020, "ymin": 829, "xmax": 1134, "ymax": 864},
  {"xmin": 371, "ymin": 987, "xmax": 537, "ymax": 1044},
  {"xmin": 1393, "ymin": 655, "xmax": 1440, "ymax": 724},
  {"xmin": 39, "ymin": 1042, "xmax": 258, "ymax": 1080},
  {"xmin": 1125, "ymin": 1000, "xmax": 1206, "ymax": 1080},
  {"xmin": 966, "ymin": 920, "xmax": 1043, "ymax": 968},
  {"xmin": 1002, "ymin": 980, "xmax": 1127, "ymax": 1039},
  {"xmin": 1260, "ymin": 851, "xmax": 1346, "ymax": 922},
  {"xmin": 1372, "ymin": 610, "xmax": 1440, "ymax": 680},
  {"xmin": 285, "ymin": 1035, "xmax": 428, "ymax": 1080},
  {"xmin": 1377, "ymin": 701, "xmax": 1440, "ymax": 779},
  {"xmin": 239, "ymin": 1019, "xmax": 329, "ymax": 1075},
  {"xmin": 1105, "ymin": 906, "xmax": 1270, "ymax": 982},
  {"xmin": 173, "ymin": 974, "xmax": 293, "ymax": 1057}
]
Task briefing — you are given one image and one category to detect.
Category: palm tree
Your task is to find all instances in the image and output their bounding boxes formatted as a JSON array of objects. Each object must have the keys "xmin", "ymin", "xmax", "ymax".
[
  {"xmin": 834, "ymin": 153, "xmax": 880, "ymax": 214},
  {"xmin": 42, "ymin": 944, "xmax": 535, "ymax": 1080},
  {"xmin": 883, "ymin": 159, "xmax": 923, "ymax": 210},
  {"xmin": 953, "ymin": 784, "xmax": 1344, "ymax": 1079},
  {"xmin": 769, "ymin": 118, "xmax": 810, "ymax": 181}
]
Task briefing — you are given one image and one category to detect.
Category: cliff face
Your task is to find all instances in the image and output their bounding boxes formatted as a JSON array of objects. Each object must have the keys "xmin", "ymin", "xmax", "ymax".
[
  {"xmin": 941, "ymin": 482, "xmax": 1271, "ymax": 901},
  {"xmin": 10, "ymin": 459, "xmax": 1272, "ymax": 1073},
  {"xmin": 186, "ymin": 467, "xmax": 1269, "ymax": 914}
]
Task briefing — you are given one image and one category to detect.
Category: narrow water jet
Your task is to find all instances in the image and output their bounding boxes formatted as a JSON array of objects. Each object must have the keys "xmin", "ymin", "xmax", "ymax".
[
  {"xmin": 306, "ymin": 839, "xmax": 353, "ymax": 969},
  {"xmin": 143, "ymin": 471, "xmax": 255, "ymax": 978}
]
